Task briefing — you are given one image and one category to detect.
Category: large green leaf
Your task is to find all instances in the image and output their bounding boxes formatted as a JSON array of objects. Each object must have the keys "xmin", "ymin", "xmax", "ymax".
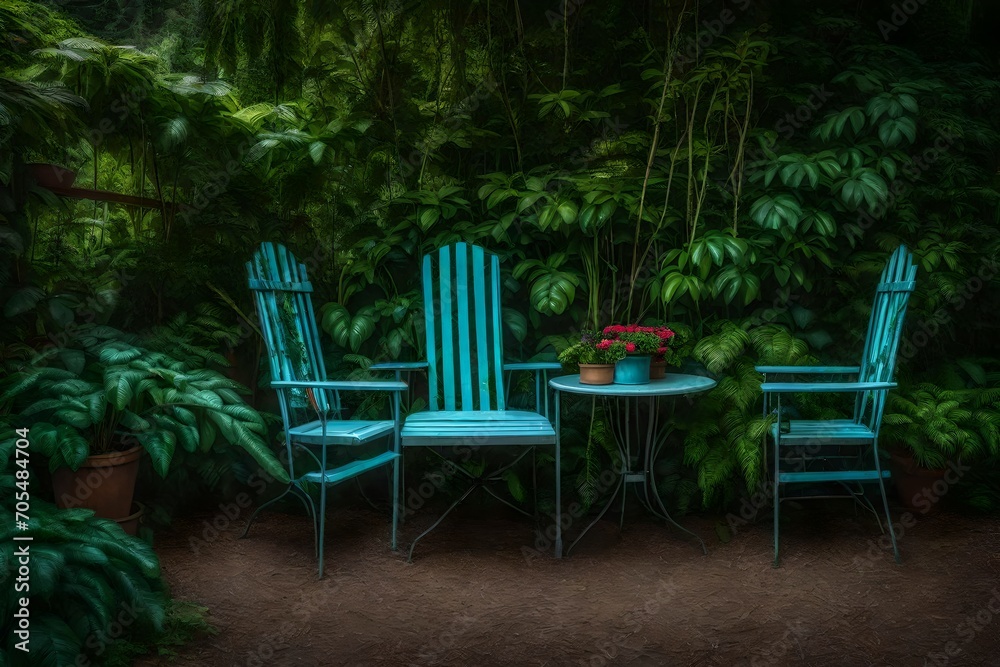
[
  {"xmin": 321, "ymin": 303, "xmax": 377, "ymax": 352},
  {"xmin": 528, "ymin": 272, "xmax": 578, "ymax": 315}
]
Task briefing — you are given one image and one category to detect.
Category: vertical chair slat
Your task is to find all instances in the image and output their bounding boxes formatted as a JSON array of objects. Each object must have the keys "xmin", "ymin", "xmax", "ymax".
[
  {"xmin": 490, "ymin": 254, "xmax": 505, "ymax": 411},
  {"xmin": 423, "ymin": 253, "xmax": 439, "ymax": 411},
  {"xmin": 472, "ymin": 245, "xmax": 491, "ymax": 411},
  {"xmin": 439, "ymin": 245, "xmax": 456, "ymax": 410},
  {"xmin": 456, "ymin": 243, "xmax": 473, "ymax": 410}
]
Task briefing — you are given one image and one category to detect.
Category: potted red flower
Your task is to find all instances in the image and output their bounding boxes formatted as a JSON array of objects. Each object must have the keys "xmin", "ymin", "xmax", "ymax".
[
  {"xmin": 599, "ymin": 324, "xmax": 674, "ymax": 385},
  {"xmin": 558, "ymin": 331, "xmax": 627, "ymax": 384}
]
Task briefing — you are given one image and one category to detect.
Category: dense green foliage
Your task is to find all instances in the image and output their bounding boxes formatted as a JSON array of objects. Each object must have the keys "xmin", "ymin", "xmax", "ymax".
[
  {"xmin": 0, "ymin": 466, "xmax": 165, "ymax": 666},
  {"xmin": 3, "ymin": 0, "xmax": 1000, "ymax": 518}
]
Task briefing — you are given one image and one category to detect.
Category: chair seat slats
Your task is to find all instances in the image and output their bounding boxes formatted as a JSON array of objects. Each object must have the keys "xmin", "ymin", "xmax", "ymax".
[
  {"xmin": 776, "ymin": 470, "xmax": 890, "ymax": 483},
  {"xmin": 300, "ymin": 451, "xmax": 400, "ymax": 485},
  {"xmin": 289, "ymin": 419, "xmax": 396, "ymax": 445},
  {"xmin": 771, "ymin": 420, "xmax": 876, "ymax": 443},
  {"xmin": 402, "ymin": 410, "xmax": 555, "ymax": 445}
]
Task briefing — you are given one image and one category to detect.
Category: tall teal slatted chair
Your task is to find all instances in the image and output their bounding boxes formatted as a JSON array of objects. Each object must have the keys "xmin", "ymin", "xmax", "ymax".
[
  {"xmin": 758, "ymin": 245, "xmax": 917, "ymax": 566},
  {"xmin": 242, "ymin": 242, "xmax": 406, "ymax": 578},
  {"xmin": 380, "ymin": 242, "xmax": 561, "ymax": 561}
]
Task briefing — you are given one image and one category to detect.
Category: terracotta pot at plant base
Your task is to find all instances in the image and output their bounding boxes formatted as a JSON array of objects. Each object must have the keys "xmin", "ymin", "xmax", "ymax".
[
  {"xmin": 115, "ymin": 503, "xmax": 145, "ymax": 536},
  {"xmin": 888, "ymin": 449, "xmax": 947, "ymax": 512},
  {"xmin": 650, "ymin": 360, "xmax": 667, "ymax": 380},
  {"xmin": 579, "ymin": 363, "xmax": 615, "ymax": 385},
  {"xmin": 51, "ymin": 445, "xmax": 142, "ymax": 520},
  {"xmin": 27, "ymin": 163, "xmax": 77, "ymax": 189}
]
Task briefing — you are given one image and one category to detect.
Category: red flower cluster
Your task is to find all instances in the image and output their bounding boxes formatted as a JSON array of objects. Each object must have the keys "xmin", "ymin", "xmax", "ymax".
[
  {"xmin": 597, "ymin": 323, "xmax": 675, "ymax": 359},
  {"xmin": 602, "ymin": 324, "xmax": 675, "ymax": 340}
]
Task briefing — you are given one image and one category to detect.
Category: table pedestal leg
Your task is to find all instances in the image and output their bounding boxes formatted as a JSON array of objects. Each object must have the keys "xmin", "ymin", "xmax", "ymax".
[{"xmin": 566, "ymin": 393, "xmax": 705, "ymax": 555}]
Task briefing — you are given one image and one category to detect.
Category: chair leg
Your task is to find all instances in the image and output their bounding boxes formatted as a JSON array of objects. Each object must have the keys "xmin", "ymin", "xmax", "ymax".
[
  {"xmin": 773, "ymin": 484, "xmax": 781, "ymax": 568},
  {"xmin": 297, "ymin": 486, "xmax": 319, "ymax": 559},
  {"xmin": 408, "ymin": 483, "xmax": 477, "ymax": 563},
  {"xmin": 241, "ymin": 483, "xmax": 314, "ymax": 539},
  {"xmin": 317, "ymin": 482, "xmax": 328, "ymax": 579},
  {"xmin": 773, "ymin": 431, "xmax": 781, "ymax": 568},
  {"xmin": 240, "ymin": 485, "xmax": 293, "ymax": 539},
  {"xmin": 873, "ymin": 450, "xmax": 900, "ymax": 564},
  {"xmin": 391, "ymin": 456, "xmax": 400, "ymax": 552}
]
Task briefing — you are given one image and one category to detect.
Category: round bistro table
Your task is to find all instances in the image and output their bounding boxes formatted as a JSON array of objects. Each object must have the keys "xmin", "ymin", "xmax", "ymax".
[{"xmin": 549, "ymin": 373, "xmax": 717, "ymax": 555}]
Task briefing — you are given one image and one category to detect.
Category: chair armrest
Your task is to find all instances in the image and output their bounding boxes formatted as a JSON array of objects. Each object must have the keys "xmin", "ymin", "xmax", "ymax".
[
  {"xmin": 369, "ymin": 361, "xmax": 429, "ymax": 371},
  {"xmin": 755, "ymin": 366, "xmax": 860, "ymax": 374},
  {"xmin": 271, "ymin": 380, "xmax": 408, "ymax": 392},
  {"xmin": 761, "ymin": 381, "xmax": 896, "ymax": 394},
  {"xmin": 503, "ymin": 362, "xmax": 562, "ymax": 371}
]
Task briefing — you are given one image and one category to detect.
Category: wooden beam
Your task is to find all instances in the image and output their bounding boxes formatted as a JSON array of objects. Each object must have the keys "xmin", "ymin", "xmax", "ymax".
[{"xmin": 43, "ymin": 185, "xmax": 168, "ymax": 210}]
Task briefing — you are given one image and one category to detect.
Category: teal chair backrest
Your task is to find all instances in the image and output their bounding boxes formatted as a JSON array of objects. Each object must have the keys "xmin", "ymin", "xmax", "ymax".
[
  {"xmin": 422, "ymin": 242, "xmax": 507, "ymax": 412},
  {"xmin": 247, "ymin": 242, "xmax": 333, "ymax": 414},
  {"xmin": 855, "ymin": 245, "xmax": 918, "ymax": 430}
]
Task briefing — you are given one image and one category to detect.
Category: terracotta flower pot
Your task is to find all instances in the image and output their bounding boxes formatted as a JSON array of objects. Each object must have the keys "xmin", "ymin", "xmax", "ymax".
[
  {"xmin": 51, "ymin": 445, "xmax": 142, "ymax": 520},
  {"xmin": 650, "ymin": 360, "xmax": 667, "ymax": 380},
  {"xmin": 888, "ymin": 450, "xmax": 946, "ymax": 512},
  {"xmin": 27, "ymin": 163, "xmax": 77, "ymax": 189},
  {"xmin": 579, "ymin": 363, "xmax": 615, "ymax": 385},
  {"xmin": 115, "ymin": 503, "xmax": 145, "ymax": 536}
]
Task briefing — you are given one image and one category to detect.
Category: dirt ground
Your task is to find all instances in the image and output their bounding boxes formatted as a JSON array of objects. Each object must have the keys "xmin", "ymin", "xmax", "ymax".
[{"xmin": 141, "ymin": 499, "xmax": 1000, "ymax": 667}]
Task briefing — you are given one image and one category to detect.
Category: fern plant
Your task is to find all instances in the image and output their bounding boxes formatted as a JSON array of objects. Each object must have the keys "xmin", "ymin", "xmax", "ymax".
[
  {"xmin": 881, "ymin": 382, "xmax": 1000, "ymax": 469},
  {"xmin": 0, "ymin": 324, "xmax": 287, "ymax": 482},
  {"xmin": 679, "ymin": 323, "xmax": 814, "ymax": 507}
]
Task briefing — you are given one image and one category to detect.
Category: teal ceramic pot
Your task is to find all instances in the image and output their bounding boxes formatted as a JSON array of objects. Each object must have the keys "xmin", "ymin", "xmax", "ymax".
[{"xmin": 614, "ymin": 355, "xmax": 651, "ymax": 384}]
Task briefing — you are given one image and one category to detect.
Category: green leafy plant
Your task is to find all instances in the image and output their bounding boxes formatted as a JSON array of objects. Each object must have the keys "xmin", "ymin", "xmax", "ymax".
[
  {"xmin": 0, "ymin": 471, "xmax": 166, "ymax": 666},
  {"xmin": 557, "ymin": 331, "xmax": 626, "ymax": 366},
  {"xmin": 881, "ymin": 382, "xmax": 1000, "ymax": 469},
  {"xmin": 0, "ymin": 324, "xmax": 287, "ymax": 482}
]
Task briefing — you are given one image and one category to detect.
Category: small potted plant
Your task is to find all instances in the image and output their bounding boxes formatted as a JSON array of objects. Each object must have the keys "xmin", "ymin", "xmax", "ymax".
[
  {"xmin": 558, "ymin": 331, "xmax": 627, "ymax": 385},
  {"xmin": 0, "ymin": 325, "xmax": 288, "ymax": 524},
  {"xmin": 601, "ymin": 325, "xmax": 670, "ymax": 385}
]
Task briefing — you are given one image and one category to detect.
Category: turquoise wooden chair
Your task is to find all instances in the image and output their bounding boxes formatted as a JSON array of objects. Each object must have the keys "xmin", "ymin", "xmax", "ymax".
[
  {"xmin": 242, "ymin": 242, "xmax": 406, "ymax": 578},
  {"xmin": 373, "ymin": 242, "xmax": 562, "ymax": 561},
  {"xmin": 758, "ymin": 245, "xmax": 917, "ymax": 566}
]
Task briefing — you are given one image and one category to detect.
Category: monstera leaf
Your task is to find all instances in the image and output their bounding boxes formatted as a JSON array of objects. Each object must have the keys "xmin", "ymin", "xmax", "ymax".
[
  {"xmin": 320, "ymin": 303, "xmax": 377, "ymax": 352},
  {"xmin": 512, "ymin": 255, "xmax": 581, "ymax": 315}
]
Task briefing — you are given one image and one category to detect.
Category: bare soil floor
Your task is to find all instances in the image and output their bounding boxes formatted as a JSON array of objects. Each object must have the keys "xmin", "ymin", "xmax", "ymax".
[{"xmin": 142, "ymin": 501, "xmax": 1000, "ymax": 667}]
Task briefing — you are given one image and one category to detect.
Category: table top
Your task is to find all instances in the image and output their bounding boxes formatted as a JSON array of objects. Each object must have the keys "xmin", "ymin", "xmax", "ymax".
[{"xmin": 549, "ymin": 373, "xmax": 717, "ymax": 396}]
